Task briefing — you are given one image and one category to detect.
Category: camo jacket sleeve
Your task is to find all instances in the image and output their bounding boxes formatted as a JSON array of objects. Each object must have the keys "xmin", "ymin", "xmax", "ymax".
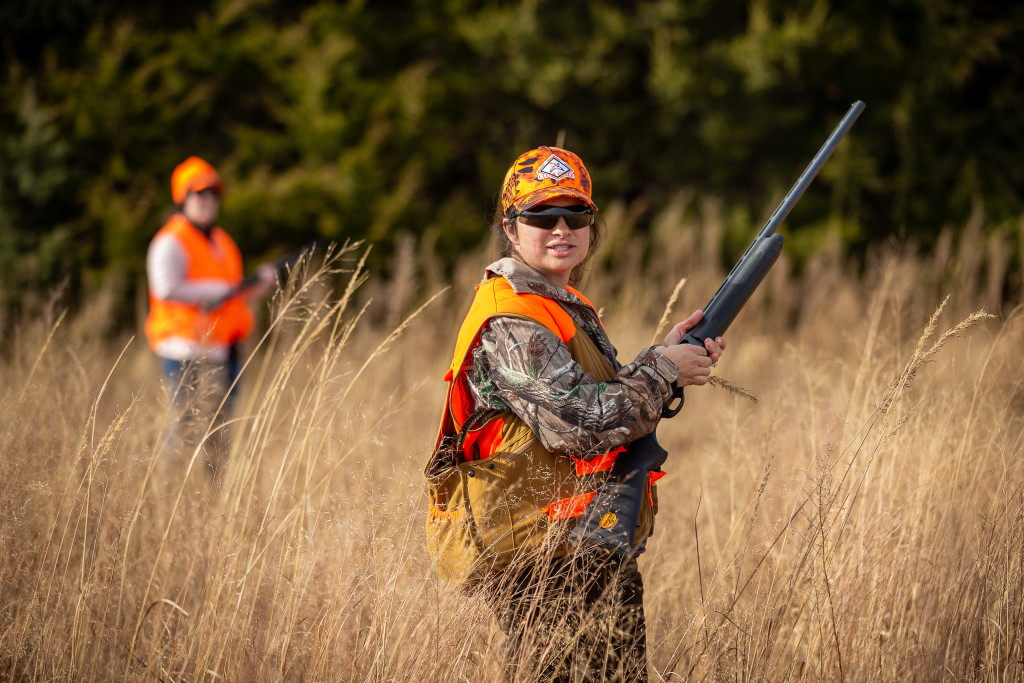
[{"xmin": 465, "ymin": 316, "xmax": 679, "ymax": 459}]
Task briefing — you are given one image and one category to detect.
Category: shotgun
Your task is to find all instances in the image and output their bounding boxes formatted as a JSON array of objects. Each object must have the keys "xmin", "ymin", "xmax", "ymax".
[{"xmin": 570, "ymin": 100, "xmax": 866, "ymax": 554}]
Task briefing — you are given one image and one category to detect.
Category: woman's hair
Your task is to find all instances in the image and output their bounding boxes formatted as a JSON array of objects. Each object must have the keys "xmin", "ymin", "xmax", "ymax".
[{"xmin": 488, "ymin": 208, "xmax": 604, "ymax": 288}]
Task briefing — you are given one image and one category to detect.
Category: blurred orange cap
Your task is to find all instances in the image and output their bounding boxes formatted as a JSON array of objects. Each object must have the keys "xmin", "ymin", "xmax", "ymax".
[
  {"xmin": 171, "ymin": 156, "xmax": 225, "ymax": 204},
  {"xmin": 500, "ymin": 146, "xmax": 597, "ymax": 215}
]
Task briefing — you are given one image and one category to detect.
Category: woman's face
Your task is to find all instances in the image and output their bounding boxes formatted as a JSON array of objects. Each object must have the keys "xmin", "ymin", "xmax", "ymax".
[
  {"xmin": 504, "ymin": 196, "xmax": 590, "ymax": 289},
  {"xmin": 182, "ymin": 188, "xmax": 221, "ymax": 228}
]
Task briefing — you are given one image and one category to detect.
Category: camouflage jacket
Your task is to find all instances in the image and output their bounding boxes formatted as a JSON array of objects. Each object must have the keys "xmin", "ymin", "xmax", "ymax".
[{"xmin": 463, "ymin": 258, "xmax": 679, "ymax": 460}]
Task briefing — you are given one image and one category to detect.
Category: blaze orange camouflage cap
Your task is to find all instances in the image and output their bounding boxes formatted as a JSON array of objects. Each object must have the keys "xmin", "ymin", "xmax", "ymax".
[
  {"xmin": 500, "ymin": 146, "xmax": 598, "ymax": 215},
  {"xmin": 171, "ymin": 156, "xmax": 225, "ymax": 204}
]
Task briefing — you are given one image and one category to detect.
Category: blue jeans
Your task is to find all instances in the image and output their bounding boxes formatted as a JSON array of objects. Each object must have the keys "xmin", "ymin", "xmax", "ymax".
[
  {"xmin": 161, "ymin": 353, "xmax": 242, "ymax": 416},
  {"xmin": 159, "ymin": 347, "xmax": 243, "ymax": 475}
]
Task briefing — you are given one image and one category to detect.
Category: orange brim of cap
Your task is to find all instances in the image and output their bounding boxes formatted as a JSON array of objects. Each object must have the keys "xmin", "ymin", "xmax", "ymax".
[
  {"xmin": 188, "ymin": 171, "xmax": 225, "ymax": 196},
  {"xmin": 512, "ymin": 186, "xmax": 598, "ymax": 213}
]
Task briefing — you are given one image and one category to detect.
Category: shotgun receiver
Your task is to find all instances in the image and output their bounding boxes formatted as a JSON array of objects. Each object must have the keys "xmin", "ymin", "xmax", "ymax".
[{"xmin": 570, "ymin": 100, "xmax": 865, "ymax": 555}]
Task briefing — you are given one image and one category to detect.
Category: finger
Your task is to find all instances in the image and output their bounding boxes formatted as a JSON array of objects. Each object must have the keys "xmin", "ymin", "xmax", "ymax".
[
  {"xmin": 704, "ymin": 340, "xmax": 722, "ymax": 362},
  {"xmin": 680, "ymin": 310, "xmax": 704, "ymax": 333},
  {"xmin": 687, "ymin": 355, "xmax": 712, "ymax": 370},
  {"xmin": 663, "ymin": 321, "xmax": 688, "ymax": 346}
]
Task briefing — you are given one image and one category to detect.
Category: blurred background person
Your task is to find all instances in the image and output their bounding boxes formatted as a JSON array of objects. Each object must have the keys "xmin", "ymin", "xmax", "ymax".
[{"xmin": 145, "ymin": 156, "xmax": 275, "ymax": 478}]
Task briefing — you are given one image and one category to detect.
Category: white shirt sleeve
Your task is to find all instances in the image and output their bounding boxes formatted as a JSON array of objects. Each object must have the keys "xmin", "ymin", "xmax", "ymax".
[{"xmin": 147, "ymin": 233, "xmax": 234, "ymax": 304}]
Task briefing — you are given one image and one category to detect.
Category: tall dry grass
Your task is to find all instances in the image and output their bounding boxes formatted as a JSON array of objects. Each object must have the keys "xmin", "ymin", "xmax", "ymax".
[{"xmin": 1, "ymin": 203, "xmax": 1022, "ymax": 681}]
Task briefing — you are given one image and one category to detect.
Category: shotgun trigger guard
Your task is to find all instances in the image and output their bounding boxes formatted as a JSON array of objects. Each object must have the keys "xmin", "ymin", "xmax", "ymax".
[{"xmin": 662, "ymin": 385, "xmax": 685, "ymax": 418}]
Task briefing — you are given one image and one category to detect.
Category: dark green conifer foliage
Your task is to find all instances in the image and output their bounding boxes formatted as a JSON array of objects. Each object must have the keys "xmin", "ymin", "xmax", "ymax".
[{"xmin": 1, "ymin": 0, "xmax": 1020, "ymax": 330}]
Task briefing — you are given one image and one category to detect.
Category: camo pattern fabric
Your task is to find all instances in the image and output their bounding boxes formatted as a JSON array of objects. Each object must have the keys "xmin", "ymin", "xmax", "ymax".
[
  {"xmin": 463, "ymin": 258, "xmax": 679, "ymax": 460},
  {"xmin": 488, "ymin": 552, "xmax": 649, "ymax": 682},
  {"xmin": 500, "ymin": 146, "xmax": 597, "ymax": 214}
]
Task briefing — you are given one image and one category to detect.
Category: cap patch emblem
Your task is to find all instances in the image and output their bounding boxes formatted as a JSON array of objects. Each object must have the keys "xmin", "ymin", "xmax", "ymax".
[{"xmin": 535, "ymin": 154, "xmax": 575, "ymax": 181}]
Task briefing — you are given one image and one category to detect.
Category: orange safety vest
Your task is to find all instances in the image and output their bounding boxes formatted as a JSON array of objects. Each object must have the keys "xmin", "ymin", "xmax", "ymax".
[
  {"xmin": 434, "ymin": 276, "xmax": 661, "ymax": 522},
  {"xmin": 425, "ymin": 276, "xmax": 663, "ymax": 585},
  {"xmin": 144, "ymin": 214, "xmax": 253, "ymax": 352}
]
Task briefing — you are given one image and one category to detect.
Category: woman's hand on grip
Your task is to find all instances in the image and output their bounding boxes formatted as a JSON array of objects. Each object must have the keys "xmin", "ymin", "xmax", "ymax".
[{"xmin": 655, "ymin": 310, "xmax": 726, "ymax": 387}]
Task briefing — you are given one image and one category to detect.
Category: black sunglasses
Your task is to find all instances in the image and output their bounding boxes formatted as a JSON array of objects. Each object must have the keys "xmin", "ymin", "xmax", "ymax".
[{"xmin": 510, "ymin": 204, "xmax": 595, "ymax": 230}]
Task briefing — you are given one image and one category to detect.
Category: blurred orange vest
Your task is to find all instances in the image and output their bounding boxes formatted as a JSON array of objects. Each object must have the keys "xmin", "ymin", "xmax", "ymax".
[{"xmin": 145, "ymin": 214, "xmax": 253, "ymax": 352}]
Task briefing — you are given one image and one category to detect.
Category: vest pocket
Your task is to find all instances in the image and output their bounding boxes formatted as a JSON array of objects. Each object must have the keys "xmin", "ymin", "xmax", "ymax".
[
  {"xmin": 425, "ymin": 437, "xmax": 589, "ymax": 588},
  {"xmin": 425, "ymin": 462, "xmax": 472, "ymax": 584},
  {"xmin": 465, "ymin": 452, "xmax": 545, "ymax": 571}
]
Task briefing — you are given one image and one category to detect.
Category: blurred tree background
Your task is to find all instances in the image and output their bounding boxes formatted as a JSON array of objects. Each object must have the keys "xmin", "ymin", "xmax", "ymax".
[{"xmin": 1, "ymin": 0, "xmax": 1021, "ymax": 337}]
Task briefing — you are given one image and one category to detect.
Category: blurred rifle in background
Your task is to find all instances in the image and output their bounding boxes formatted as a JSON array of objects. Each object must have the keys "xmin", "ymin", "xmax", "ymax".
[{"xmin": 201, "ymin": 241, "xmax": 321, "ymax": 312}]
